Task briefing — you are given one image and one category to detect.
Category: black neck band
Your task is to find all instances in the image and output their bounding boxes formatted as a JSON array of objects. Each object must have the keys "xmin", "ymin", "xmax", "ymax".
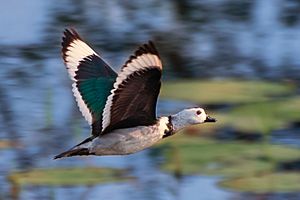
[{"xmin": 163, "ymin": 115, "xmax": 174, "ymax": 138}]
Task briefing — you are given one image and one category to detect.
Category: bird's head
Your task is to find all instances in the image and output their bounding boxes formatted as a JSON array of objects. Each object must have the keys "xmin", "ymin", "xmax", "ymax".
[
  {"xmin": 170, "ymin": 107, "xmax": 216, "ymax": 132},
  {"xmin": 176, "ymin": 107, "xmax": 216, "ymax": 124}
]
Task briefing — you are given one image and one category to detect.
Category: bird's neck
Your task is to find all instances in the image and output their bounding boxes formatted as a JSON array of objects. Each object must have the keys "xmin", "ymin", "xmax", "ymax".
[
  {"xmin": 160, "ymin": 114, "xmax": 188, "ymax": 138},
  {"xmin": 169, "ymin": 114, "xmax": 189, "ymax": 132}
]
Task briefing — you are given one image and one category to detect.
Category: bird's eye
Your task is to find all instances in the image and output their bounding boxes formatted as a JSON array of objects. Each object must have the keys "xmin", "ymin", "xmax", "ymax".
[{"xmin": 196, "ymin": 110, "xmax": 202, "ymax": 115}]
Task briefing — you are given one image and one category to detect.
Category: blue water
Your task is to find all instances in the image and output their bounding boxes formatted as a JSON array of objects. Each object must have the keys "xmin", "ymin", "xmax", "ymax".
[{"xmin": 0, "ymin": 0, "xmax": 300, "ymax": 199}]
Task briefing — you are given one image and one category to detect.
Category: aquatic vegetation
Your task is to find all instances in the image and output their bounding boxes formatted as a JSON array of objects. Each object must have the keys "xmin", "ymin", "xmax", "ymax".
[
  {"xmin": 160, "ymin": 136, "xmax": 300, "ymax": 192},
  {"xmin": 224, "ymin": 97, "xmax": 300, "ymax": 133},
  {"xmin": 8, "ymin": 167, "xmax": 132, "ymax": 186},
  {"xmin": 161, "ymin": 80, "xmax": 295, "ymax": 104},
  {"xmin": 161, "ymin": 80, "xmax": 300, "ymax": 134},
  {"xmin": 220, "ymin": 173, "xmax": 300, "ymax": 193},
  {"xmin": 159, "ymin": 80, "xmax": 300, "ymax": 193},
  {"xmin": 161, "ymin": 137, "xmax": 300, "ymax": 176}
]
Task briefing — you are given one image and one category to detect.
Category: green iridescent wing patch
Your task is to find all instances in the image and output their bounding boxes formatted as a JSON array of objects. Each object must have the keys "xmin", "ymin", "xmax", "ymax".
[{"xmin": 62, "ymin": 29, "xmax": 117, "ymax": 136}]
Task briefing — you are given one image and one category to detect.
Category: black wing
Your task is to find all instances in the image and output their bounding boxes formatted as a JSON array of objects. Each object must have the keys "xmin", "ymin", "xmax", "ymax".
[
  {"xmin": 101, "ymin": 41, "xmax": 162, "ymax": 134},
  {"xmin": 62, "ymin": 28, "xmax": 117, "ymax": 136}
]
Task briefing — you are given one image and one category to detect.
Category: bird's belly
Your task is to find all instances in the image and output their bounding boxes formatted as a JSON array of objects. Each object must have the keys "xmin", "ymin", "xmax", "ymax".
[{"xmin": 90, "ymin": 126, "xmax": 163, "ymax": 155}]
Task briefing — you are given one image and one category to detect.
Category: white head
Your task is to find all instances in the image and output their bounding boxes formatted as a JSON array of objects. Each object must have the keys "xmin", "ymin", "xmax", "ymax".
[{"xmin": 170, "ymin": 107, "xmax": 216, "ymax": 132}]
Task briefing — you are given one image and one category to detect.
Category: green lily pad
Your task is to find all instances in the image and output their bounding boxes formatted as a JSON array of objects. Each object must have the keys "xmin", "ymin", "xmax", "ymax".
[
  {"xmin": 220, "ymin": 173, "xmax": 300, "ymax": 193},
  {"xmin": 8, "ymin": 167, "xmax": 133, "ymax": 186},
  {"xmin": 159, "ymin": 79, "xmax": 300, "ymax": 193},
  {"xmin": 162, "ymin": 79, "xmax": 300, "ymax": 134},
  {"xmin": 161, "ymin": 80, "xmax": 294, "ymax": 104},
  {"xmin": 226, "ymin": 97, "xmax": 300, "ymax": 133},
  {"xmin": 161, "ymin": 137, "xmax": 300, "ymax": 176}
]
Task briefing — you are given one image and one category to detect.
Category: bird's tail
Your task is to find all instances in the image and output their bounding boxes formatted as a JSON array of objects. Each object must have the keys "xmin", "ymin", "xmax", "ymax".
[
  {"xmin": 54, "ymin": 148, "xmax": 91, "ymax": 159},
  {"xmin": 54, "ymin": 136, "xmax": 95, "ymax": 159}
]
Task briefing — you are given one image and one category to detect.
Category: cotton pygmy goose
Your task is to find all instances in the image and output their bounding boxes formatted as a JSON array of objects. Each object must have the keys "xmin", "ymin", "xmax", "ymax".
[{"xmin": 54, "ymin": 28, "xmax": 216, "ymax": 159}]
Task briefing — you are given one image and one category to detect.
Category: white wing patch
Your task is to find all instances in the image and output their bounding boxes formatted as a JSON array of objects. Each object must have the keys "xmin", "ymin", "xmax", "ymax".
[
  {"xmin": 101, "ymin": 53, "xmax": 162, "ymax": 132},
  {"xmin": 63, "ymin": 38, "xmax": 97, "ymax": 125},
  {"xmin": 64, "ymin": 39, "xmax": 98, "ymax": 81},
  {"xmin": 72, "ymin": 83, "xmax": 93, "ymax": 125}
]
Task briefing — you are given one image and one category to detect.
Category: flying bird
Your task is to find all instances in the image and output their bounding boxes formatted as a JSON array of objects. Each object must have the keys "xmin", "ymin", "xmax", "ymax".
[{"xmin": 54, "ymin": 29, "xmax": 216, "ymax": 159}]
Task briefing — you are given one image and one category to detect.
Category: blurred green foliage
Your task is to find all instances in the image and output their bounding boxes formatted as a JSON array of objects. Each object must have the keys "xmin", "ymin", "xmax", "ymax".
[
  {"xmin": 161, "ymin": 80, "xmax": 295, "ymax": 104},
  {"xmin": 160, "ymin": 79, "xmax": 300, "ymax": 192},
  {"xmin": 220, "ymin": 173, "xmax": 300, "ymax": 193},
  {"xmin": 8, "ymin": 167, "xmax": 132, "ymax": 186},
  {"xmin": 160, "ymin": 136, "xmax": 300, "ymax": 192},
  {"xmin": 161, "ymin": 136, "xmax": 300, "ymax": 176},
  {"xmin": 161, "ymin": 80, "xmax": 300, "ymax": 133},
  {"xmin": 227, "ymin": 97, "xmax": 300, "ymax": 133}
]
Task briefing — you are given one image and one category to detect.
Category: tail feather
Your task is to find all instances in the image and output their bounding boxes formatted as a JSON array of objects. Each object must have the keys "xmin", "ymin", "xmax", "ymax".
[
  {"xmin": 54, "ymin": 148, "xmax": 91, "ymax": 159},
  {"xmin": 54, "ymin": 136, "xmax": 95, "ymax": 159}
]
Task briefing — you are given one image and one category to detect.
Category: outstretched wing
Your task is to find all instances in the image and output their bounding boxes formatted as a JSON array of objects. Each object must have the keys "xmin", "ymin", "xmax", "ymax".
[
  {"xmin": 62, "ymin": 28, "xmax": 117, "ymax": 136},
  {"xmin": 101, "ymin": 41, "xmax": 162, "ymax": 134}
]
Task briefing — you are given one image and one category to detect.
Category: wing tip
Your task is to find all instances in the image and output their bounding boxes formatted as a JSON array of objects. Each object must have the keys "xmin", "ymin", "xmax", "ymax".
[
  {"xmin": 122, "ymin": 40, "xmax": 161, "ymax": 68},
  {"xmin": 61, "ymin": 28, "xmax": 82, "ymax": 62},
  {"xmin": 135, "ymin": 40, "xmax": 160, "ymax": 58}
]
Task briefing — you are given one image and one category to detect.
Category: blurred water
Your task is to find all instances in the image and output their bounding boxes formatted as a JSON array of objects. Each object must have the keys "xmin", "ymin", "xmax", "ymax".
[
  {"xmin": 0, "ymin": 0, "xmax": 300, "ymax": 200},
  {"xmin": 0, "ymin": 0, "xmax": 49, "ymax": 45}
]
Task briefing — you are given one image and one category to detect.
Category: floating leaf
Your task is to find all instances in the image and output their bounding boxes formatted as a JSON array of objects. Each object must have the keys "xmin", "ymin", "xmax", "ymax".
[
  {"xmin": 161, "ymin": 137, "xmax": 300, "ymax": 176},
  {"xmin": 220, "ymin": 172, "xmax": 300, "ymax": 193},
  {"xmin": 161, "ymin": 80, "xmax": 294, "ymax": 104},
  {"xmin": 8, "ymin": 167, "xmax": 133, "ymax": 186}
]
